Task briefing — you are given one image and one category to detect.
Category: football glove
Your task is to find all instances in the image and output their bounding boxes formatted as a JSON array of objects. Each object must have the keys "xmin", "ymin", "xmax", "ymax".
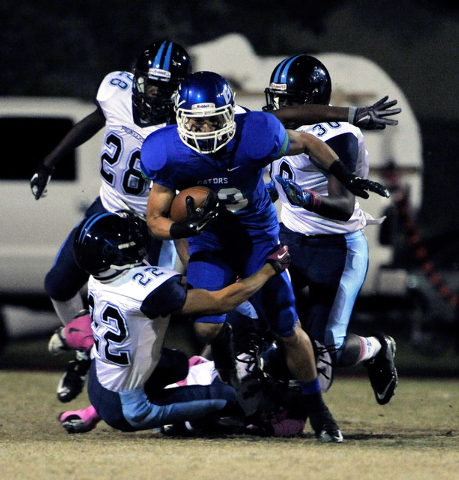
[
  {"xmin": 30, "ymin": 163, "xmax": 54, "ymax": 200},
  {"xmin": 170, "ymin": 193, "xmax": 219, "ymax": 238},
  {"xmin": 266, "ymin": 244, "xmax": 291, "ymax": 275},
  {"xmin": 275, "ymin": 175, "xmax": 321, "ymax": 211},
  {"xmin": 348, "ymin": 96, "xmax": 401, "ymax": 130},
  {"xmin": 329, "ymin": 160, "xmax": 390, "ymax": 199}
]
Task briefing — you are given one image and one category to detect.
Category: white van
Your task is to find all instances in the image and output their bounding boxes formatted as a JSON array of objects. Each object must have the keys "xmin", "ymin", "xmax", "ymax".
[{"xmin": 0, "ymin": 97, "xmax": 103, "ymax": 337}]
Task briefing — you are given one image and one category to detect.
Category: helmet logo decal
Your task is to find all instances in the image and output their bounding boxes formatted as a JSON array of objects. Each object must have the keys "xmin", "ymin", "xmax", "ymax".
[
  {"xmin": 270, "ymin": 82, "xmax": 287, "ymax": 91},
  {"xmin": 192, "ymin": 103, "xmax": 216, "ymax": 111},
  {"xmin": 148, "ymin": 68, "xmax": 171, "ymax": 81},
  {"xmin": 222, "ymin": 84, "xmax": 232, "ymax": 104}
]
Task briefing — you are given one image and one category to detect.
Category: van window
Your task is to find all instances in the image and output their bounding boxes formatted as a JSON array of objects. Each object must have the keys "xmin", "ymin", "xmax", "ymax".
[{"xmin": 0, "ymin": 117, "xmax": 76, "ymax": 180}]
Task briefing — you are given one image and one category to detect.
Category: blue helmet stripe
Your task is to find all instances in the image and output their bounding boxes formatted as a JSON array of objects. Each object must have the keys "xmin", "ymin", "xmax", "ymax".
[
  {"xmin": 273, "ymin": 55, "xmax": 301, "ymax": 84},
  {"xmin": 153, "ymin": 41, "xmax": 173, "ymax": 70},
  {"xmin": 163, "ymin": 42, "xmax": 173, "ymax": 71},
  {"xmin": 153, "ymin": 41, "xmax": 167, "ymax": 69},
  {"xmin": 77, "ymin": 212, "xmax": 113, "ymax": 244}
]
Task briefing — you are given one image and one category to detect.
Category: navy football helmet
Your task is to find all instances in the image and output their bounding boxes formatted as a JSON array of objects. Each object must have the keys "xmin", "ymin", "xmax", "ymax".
[
  {"xmin": 74, "ymin": 211, "xmax": 148, "ymax": 280},
  {"xmin": 265, "ymin": 54, "xmax": 332, "ymax": 110},
  {"xmin": 132, "ymin": 40, "xmax": 192, "ymax": 126},
  {"xmin": 175, "ymin": 71, "xmax": 236, "ymax": 154}
]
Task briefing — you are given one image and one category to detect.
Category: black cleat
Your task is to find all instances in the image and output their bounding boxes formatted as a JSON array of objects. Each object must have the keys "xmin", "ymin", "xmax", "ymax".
[
  {"xmin": 309, "ymin": 403, "xmax": 343, "ymax": 443},
  {"xmin": 161, "ymin": 422, "xmax": 201, "ymax": 437},
  {"xmin": 365, "ymin": 334, "xmax": 398, "ymax": 405},
  {"xmin": 57, "ymin": 353, "xmax": 91, "ymax": 403}
]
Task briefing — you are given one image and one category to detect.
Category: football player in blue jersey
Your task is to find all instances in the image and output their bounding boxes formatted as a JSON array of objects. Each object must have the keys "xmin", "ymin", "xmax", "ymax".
[
  {"xmin": 267, "ymin": 55, "xmax": 398, "ymax": 405},
  {"xmin": 30, "ymin": 40, "xmax": 193, "ymax": 404},
  {"xmin": 140, "ymin": 71, "xmax": 391, "ymax": 442}
]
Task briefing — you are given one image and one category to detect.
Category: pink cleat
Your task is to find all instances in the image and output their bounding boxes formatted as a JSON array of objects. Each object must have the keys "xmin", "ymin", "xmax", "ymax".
[{"xmin": 59, "ymin": 405, "xmax": 100, "ymax": 434}]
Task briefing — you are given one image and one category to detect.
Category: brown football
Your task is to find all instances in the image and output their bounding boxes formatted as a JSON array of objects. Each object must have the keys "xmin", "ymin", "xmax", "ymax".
[{"xmin": 169, "ymin": 186, "xmax": 215, "ymax": 223}]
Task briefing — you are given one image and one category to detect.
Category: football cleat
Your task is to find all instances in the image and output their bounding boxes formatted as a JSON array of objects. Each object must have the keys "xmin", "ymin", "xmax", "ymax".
[
  {"xmin": 59, "ymin": 405, "xmax": 100, "ymax": 434},
  {"xmin": 365, "ymin": 334, "xmax": 398, "ymax": 405},
  {"xmin": 57, "ymin": 352, "xmax": 91, "ymax": 403},
  {"xmin": 309, "ymin": 404, "xmax": 343, "ymax": 444},
  {"xmin": 161, "ymin": 421, "xmax": 201, "ymax": 437},
  {"xmin": 48, "ymin": 326, "xmax": 70, "ymax": 356},
  {"xmin": 316, "ymin": 427, "xmax": 344, "ymax": 444}
]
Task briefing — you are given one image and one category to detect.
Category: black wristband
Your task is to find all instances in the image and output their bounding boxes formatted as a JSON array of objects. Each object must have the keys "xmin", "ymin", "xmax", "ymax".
[
  {"xmin": 328, "ymin": 159, "xmax": 354, "ymax": 186},
  {"xmin": 170, "ymin": 222, "xmax": 198, "ymax": 239}
]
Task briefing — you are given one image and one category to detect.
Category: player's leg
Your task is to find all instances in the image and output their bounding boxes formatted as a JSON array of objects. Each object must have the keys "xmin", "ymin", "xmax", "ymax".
[
  {"xmin": 338, "ymin": 332, "xmax": 398, "ymax": 405},
  {"xmin": 305, "ymin": 231, "xmax": 398, "ymax": 404},
  {"xmin": 186, "ymin": 248, "xmax": 240, "ymax": 386},
  {"xmin": 302, "ymin": 232, "xmax": 367, "ymax": 389},
  {"xmin": 87, "ymin": 359, "xmax": 237, "ymax": 432},
  {"xmin": 273, "ymin": 315, "xmax": 343, "ymax": 443},
  {"xmin": 249, "ymin": 244, "xmax": 342, "ymax": 443},
  {"xmin": 46, "ymin": 197, "xmax": 105, "ymax": 402}
]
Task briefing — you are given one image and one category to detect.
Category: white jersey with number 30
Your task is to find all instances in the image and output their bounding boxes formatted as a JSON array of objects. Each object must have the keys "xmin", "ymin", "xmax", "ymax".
[{"xmin": 272, "ymin": 121, "xmax": 369, "ymax": 235}]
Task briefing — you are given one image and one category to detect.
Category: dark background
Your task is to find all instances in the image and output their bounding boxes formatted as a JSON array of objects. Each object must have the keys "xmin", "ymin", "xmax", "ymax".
[
  {"xmin": 1, "ymin": 0, "xmax": 458, "ymax": 371},
  {"xmin": 3, "ymin": 0, "xmax": 459, "ymax": 236},
  {"xmin": 2, "ymin": 1, "xmax": 457, "ymax": 119}
]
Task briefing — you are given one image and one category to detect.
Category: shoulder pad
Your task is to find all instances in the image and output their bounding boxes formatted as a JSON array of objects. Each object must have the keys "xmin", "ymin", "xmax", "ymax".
[
  {"xmin": 240, "ymin": 111, "xmax": 286, "ymax": 160},
  {"xmin": 140, "ymin": 126, "xmax": 176, "ymax": 177}
]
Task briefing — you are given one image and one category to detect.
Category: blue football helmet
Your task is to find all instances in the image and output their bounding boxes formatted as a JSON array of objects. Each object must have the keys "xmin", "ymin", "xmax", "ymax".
[
  {"xmin": 175, "ymin": 71, "xmax": 236, "ymax": 154},
  {"xmin": 132, "ymin": 40, "xmax": 192, "ymax": 126},
  {"xmin": 265, "ymin": 54, "xmax": 332, "ymax": 110},
  {"xmin": 74, "ymin": 211, "xmax": 148, "ymax": 280}
]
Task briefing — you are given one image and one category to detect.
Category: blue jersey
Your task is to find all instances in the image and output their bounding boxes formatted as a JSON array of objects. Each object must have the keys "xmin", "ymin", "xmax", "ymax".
[{"xmin": 141, "ymin": 111, "xmax": 289, "ymax": 241}]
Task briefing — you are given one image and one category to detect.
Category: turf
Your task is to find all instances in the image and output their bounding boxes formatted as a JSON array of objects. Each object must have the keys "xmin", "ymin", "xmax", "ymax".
[{"xmin": 0, "ymin": 371, "xmax": 457, "ymax": 480}]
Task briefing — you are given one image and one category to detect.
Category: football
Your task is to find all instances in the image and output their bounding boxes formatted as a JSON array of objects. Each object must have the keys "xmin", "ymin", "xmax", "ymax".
[{"xmin": 170, "ymin": 186, "xmax": 216, "ymax": 223}]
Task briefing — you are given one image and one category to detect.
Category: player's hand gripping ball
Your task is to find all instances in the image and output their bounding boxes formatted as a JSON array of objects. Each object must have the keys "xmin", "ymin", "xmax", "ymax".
[{"xmin": 170, "ymin": 186, "xmax": 217, "ymax": 223}]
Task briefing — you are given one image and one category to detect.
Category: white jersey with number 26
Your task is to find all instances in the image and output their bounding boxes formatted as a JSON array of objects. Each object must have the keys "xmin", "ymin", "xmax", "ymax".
[{"xmin": 96, "ymin": 71, "xmax": 165, "ymax": 217}]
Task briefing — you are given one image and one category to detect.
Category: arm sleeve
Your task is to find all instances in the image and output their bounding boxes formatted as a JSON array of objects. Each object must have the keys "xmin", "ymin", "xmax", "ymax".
[{"xmin": 140, "ymin": 275, "xmax": 187, "ymax": 318}]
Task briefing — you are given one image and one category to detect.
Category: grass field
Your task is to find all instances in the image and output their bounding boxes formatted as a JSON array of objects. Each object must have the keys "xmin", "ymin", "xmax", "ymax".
[{"xmin": 0, "ymin": 369, "xmax": 457, "ymax": 480}]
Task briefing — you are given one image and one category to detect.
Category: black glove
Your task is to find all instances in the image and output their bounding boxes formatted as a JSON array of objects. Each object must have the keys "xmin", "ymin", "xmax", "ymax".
[
  {"xmin": 329, "ymin": 159, "xmax": 390, "ymax": 199},
  {"xmin": 266, "ymin": 244, "xmax": 291, "ymax": 275},
  {"xmin": 346, "ymin": 177, "xmax": 390, "ymax": 199},
  {"xmin": 30, "ymin": 163, "xmax": 54, "ymax": 200},
  {"xmin": 170, "ymin": 192, "xmax": 219, "ymax": 238},
  {"xmin": 348, "ymin": 96, "xmax": 401, "ymax": 130}
]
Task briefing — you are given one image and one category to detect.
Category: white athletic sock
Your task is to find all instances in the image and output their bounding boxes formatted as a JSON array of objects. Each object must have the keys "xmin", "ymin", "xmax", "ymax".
[
  {"xmin": 356, "ymin": 336, "xmax": 382, "ymax": 363},
  {"xmin": 51, "ymin": 294, "xmax": 84, "ymax": 325}
]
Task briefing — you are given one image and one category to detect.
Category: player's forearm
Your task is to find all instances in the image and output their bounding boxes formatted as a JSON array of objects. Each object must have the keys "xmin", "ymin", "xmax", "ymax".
[
  {"xmin": 272, "ymin": 105, "xmax": 349, "ymax": 125},
  {"xmin": 182, "ymin": 264, "xmax": 276, "ymax": 316},
  {"xmin": 146, "ymin": 215, "xmax": 175, "ymax": 241},
  {"xmin": 304, "ymin": 134, "xmax": 339, "ymax": 170},
  {"xmin": 209, "ymin": 264, "xmax": 276, "ymax": 314},
  {"xmin": 43, "ymin": 111, "xmax": 105, "ymax": 168},
  {"xmin": 312, "ymin": 195, "xmax": 354, "ymax": 221}
]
